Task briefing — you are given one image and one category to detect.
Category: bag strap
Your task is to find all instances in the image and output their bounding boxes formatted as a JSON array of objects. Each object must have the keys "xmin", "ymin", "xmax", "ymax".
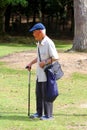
[
  {"xmin": 38, "ymin": 47, "xmax": 41, "ymax": 62},
  {"xmin": 38, "ymin": 46, "xmax": 52, "ymax": 63}
]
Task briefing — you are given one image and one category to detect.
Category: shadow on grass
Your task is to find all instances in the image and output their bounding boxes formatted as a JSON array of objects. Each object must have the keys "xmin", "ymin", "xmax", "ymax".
[
  {"xmin": 1, "ymin": 112, "xmax": 87, "ymax": 122},
  {"xmin": 0, "ymin": 112, "xmax": 39, "ymax": 122},
  {"xmin": 55, "ymin": 113, "xmax": 87, "ymax": 117}
]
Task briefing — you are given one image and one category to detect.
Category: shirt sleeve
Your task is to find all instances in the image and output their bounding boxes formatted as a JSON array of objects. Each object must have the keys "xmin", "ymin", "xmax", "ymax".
[{"xmin": 48, "ymin": 40, "xmax": 59, "ymax": 59}]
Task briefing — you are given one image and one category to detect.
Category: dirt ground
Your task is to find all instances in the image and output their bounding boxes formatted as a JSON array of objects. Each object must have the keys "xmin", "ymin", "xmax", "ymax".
[{"xmin": 0, "ymin": 51, "xmax": 87, "ymax": 77}]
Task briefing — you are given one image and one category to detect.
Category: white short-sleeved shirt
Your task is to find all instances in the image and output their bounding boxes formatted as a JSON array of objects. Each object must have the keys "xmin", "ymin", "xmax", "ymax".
[{"xmin": 36, "ymin": 36, "xmax": 59, "ymax": 82}]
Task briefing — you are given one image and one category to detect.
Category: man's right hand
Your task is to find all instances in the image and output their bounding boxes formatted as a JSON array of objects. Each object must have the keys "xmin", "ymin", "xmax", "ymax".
[{"xmin": 25, "ymin": 65, "xmax": 31, "ymax": 71}]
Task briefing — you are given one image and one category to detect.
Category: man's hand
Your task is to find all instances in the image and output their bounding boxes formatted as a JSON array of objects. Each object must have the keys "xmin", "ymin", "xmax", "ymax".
[
  {"xmin": 25, "ymin": 65, "xmax": 31, "ymax": 71},
  {"xmin": 39, "ymin": 61, "xmax": 46, "ymax": 68}
]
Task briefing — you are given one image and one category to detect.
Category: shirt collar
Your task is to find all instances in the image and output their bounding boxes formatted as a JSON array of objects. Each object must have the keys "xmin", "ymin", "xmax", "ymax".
[{"xmin": 36, "ymin": 36, "xmax": 46, "ymax": 46}]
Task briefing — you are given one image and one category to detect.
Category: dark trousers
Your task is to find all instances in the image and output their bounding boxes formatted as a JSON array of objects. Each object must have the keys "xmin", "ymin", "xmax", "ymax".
[{"xmin": 36, "ymin": 80, "xmax": 53, "ymax": 117}]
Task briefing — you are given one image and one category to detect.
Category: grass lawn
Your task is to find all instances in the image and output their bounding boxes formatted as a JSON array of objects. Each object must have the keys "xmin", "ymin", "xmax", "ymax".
[
  {"xmin": 0, "ymin": 37, "xmax": 87, "ymax": 130},
  {"xmin": 0, "ymin": 36, "xmax": 72, "ymax": 57}
]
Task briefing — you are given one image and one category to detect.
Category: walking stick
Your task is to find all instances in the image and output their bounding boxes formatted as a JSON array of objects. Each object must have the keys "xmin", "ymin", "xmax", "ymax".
[
  {"xmin": 25, "ymin": 66, "xmax": 31, "ymax": 117},
  {"xmin": 28, "ymin": 70, "xmax": 31, "ymax": 117}
]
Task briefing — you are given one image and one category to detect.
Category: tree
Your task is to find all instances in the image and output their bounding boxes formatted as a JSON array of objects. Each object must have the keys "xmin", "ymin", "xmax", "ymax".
[
  {"xmin": 72, "ymin": 0, "xmax": 87, "ymax": 52},
  {"xmin": 0, "ymin": 0, "xmax": 27, "ymax": 33}
]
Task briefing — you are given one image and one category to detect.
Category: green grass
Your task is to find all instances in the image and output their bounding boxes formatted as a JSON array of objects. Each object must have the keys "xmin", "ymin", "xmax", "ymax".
[
  {"xmin": 0, "ymin": 43, "xmax": 36, "ymax": 57},
  {"xmin": 54, "ymin": 40, "xmax": 72, "ymax": 51},
  {"xmin": 0, "ymin": 36, "xmax": 72, "ymax": 57},
  {"xmin": 0, "ymin": 64, "xmax": 87, "ymax": 130},
  {"xmin": 0, "ymin": 38, "xmax": 87, "ymax": 130}
]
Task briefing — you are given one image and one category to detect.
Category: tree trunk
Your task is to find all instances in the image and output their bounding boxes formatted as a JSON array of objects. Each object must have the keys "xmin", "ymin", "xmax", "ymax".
[
  {"xmin": 5, "ymin": 5, "xmax": 11, "ymax": 32},
  {"xmin": 0, "ymin": 7, "xmax": 7, "ymax": 34},
  {"xmin": 72, "ymin": 0, "xmax": 87, "ymax": 52}
]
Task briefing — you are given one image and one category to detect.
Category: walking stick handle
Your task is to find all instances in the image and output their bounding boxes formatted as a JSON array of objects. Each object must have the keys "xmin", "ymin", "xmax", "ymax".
[{"xmin": 25, "ymin": 66, "xmax": 31, "ymax": 70}]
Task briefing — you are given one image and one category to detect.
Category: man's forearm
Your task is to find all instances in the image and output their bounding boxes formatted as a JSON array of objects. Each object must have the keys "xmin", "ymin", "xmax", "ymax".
[
  {"xmin": 30, "ymin": 57, "xmax": 37, "ymax": 65},
  {"xmin": 45, "ymin": 57, "xmax": 58, "ymax": 65}
]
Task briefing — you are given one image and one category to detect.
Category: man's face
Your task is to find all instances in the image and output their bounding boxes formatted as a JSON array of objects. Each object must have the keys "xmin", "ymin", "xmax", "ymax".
[{"xmin": 33, "ymin": 30, "xmax": 41, "ymax": 41}]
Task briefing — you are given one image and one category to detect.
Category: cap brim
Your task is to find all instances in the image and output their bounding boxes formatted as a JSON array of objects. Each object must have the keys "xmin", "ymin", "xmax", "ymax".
[
  {"xmin": 29, "ymin": 23, "xmax": 45, "ymax": 32},
  {"xmin": 29, "ymin": 27, "xmax": 36, "ymax": 32},
  {"xmin": 29, "ymin": 27, "xmax": 44, "ymax": 32}
]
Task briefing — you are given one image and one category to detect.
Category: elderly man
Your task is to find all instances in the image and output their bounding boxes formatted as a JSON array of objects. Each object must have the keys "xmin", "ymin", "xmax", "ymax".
[{"xmin": 26, "ymin": 23, "xmax": 58, "ymax": 120}]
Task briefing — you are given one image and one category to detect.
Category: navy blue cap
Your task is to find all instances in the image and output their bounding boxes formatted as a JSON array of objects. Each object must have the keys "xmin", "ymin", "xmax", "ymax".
[{"xmin": 29, "ymin": 23, "xmax": 45, "ymax": 32}]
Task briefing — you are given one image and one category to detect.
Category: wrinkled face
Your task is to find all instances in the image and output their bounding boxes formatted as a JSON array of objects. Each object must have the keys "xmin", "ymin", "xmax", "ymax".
[{"xmin": 33, "ymin": 30, "xmax": 42, "ymax": 41}]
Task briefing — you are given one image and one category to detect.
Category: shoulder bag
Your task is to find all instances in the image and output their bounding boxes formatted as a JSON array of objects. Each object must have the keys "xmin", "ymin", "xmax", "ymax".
[{"xmin": 38, "ymin": 47, "xmax": 59, "ymax": 102}]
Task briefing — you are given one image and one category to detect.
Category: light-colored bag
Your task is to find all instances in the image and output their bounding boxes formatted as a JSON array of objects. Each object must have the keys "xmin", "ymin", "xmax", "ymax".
[{"xmin": 44, "ymin": 61, "xmax": 64, "ymax": 80}]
